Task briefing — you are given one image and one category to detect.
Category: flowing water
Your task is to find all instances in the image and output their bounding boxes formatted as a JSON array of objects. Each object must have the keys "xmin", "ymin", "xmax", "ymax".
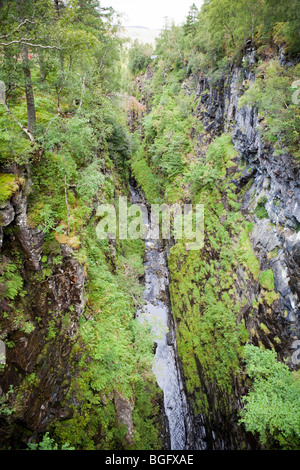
[{"xmin": 130, "ymin": 184, "xmax": 192, "ymax": 450}]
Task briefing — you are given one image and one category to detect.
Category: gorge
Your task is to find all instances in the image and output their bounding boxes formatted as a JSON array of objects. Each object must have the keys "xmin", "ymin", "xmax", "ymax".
[{"xmin": 0, "ymin": 0, "xmax": 300, "ymax": 452}]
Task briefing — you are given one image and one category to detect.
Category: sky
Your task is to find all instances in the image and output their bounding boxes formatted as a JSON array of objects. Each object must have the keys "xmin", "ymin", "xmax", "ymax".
[{"xmin": 100, "ymin": 0, "xmax": 204, "ymax": 30}]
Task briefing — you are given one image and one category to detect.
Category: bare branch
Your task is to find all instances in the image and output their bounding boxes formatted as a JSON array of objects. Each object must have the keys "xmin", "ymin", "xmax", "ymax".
[
  {"xmin": 0, "ymin": 18, "xmax": 36, "ymax": 40},
  {"xmin": 0, "ymin": 38, "xmax": 61, "ymax": 49},
  {"xmin": 2, "ymin": 102, "xmax": 35, "ymax": 143}
]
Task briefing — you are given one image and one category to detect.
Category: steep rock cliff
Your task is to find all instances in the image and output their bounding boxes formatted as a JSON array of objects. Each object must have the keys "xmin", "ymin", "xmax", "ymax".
[
  {"xmin": 192, "ymin": 49, "xmax": 300, "ymax": 345},
  {"xmin": 0, "ymin": 166, "xmax": 86, "ymax": 447},
  {"xmin": 176, "ymin": 49, "xmax": 300, "ymax": 449}
]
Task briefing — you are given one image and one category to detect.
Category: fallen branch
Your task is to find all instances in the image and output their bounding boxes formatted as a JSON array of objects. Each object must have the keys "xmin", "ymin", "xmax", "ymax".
[
  {"xmin": 2, "ymin": 101, "xmax": 44, "ymax": 160},
  {"xmin": 2, "ymin": 102, "xmax": 35, "ymax": 143},
  {"xmin": 0, "ymin": 38, "xmax": 61, "ymax": 49}
]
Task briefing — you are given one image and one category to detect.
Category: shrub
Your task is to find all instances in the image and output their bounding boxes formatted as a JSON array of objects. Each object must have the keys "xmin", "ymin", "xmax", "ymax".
[
  {"xmin": 255, "ymin": 196, "xmax": 269, "ymax": 219},
  {"xmin": 240, "ymin": 344, "xmax": 300, "ymax": 450}
]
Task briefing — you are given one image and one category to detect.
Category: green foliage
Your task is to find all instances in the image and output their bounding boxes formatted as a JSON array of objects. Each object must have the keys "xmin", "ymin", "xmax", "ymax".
[
  {"xmin": 0, "ymin": 259, "xmax": 25, "ymax": 300},
  {"xmin": 106, "ymin": 119, "xmax": 132, "ymax": 174},
  {"xmin": 30, "ymin": 202, "xmax": 59, "ymax": 233},
  {"xmin": 155, "ymin": 23, "xmax": 186, "ymax": 73},
  {"xmin": 41, "ymin": 116, "xmax": 98, "ymax": 166},
  {"xmin": 239, "ymin": 61, "xmax": 300, "ymax": 160},
  {"xmin": 115, "ymin": 239, "xmax": 145, "ymax": 305},
  {"xmin": 254, "ymin": 196, "xmax": 269, "ymax": 219},
  {"xmin": 168, "ymin": 226, "xmax": 249, "ymax": 414},
  {"xmin": 236, "ymin": 224, "xmax": 260, "ymax": 280},
  {"xmin": 131, "ymin": 137, "xmax": 161, "ymax": 204},
  {"xmin": 79, "ymin": 234, "xmax": 152, "ymax": 398},
  {"xmin": 0, "ymin": 0, "xmax": 163, "ymax": 452},
  {"xmin": 0, "ymin": 0, "xmax": 122, "ymax": 162},
  {"xmin": 188, "ymin": 134, "xmax": 238, "ymax": 195},
  {"xmin": 265, "ymin": 0, "xmax": 300, "ymax": 52},
  {"xmin": 53, "ymin": 226, "xmax": 161, "ymax": 450},
  {"xmin": 183, "ymin": 3, "xmax": 199, "ymax": 37},
  {"xmin": 153, "ymin": 0, "xmax": 299, "ymax": 80},
  {"xmin": 139, "ymin": 71, "xmax": 196, "ymax": 190},
  {"xmin": 240, "ymin": 345, "xmax": 300, "ymax": 449},
  {"xmin": 0, "ymin": 116, "xmax": 34, "ymax": 164},
  {"xmin": 128, "ymin": 40, "xmax": 153, "ymax": 75},
  {"xmin": 159, "ymin": 134, "xmax": 251, "ymax": 416},
  {"xmin": 76, "ymin": 159, "xmax": 106, "ymax": 203},
  {"xmin": 259, "ymin": 269, "xmax": 279, "ymax": 306},
  {"xmin": 0, "ymin": 386, "xmax": 15, "ymax": 417},
  {"xmin": 28, "ymin": 432, "xmax": 75, "ymax": 450}
]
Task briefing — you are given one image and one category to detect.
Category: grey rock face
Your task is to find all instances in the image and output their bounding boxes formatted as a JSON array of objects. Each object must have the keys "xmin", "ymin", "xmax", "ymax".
[
  {"xmin": 0, "ymin": 177, "xmax": 44, "ymax": 271},
  {"xmin": 224, "ymin": 65, "xmax": 300, "ymax": 339},
  {"xmin": 0, "ymin": 203, "xmax": 15, "ymax": 227},
  {"xmin": 190, "ymin": 52, "xmax": 300, "ymax": 342}
]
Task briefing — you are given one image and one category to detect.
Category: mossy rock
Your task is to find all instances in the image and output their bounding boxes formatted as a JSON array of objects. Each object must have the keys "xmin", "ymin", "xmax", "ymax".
[
  {"xmin": 259, "ymin": 269, "xmax": 275, "ymax": 291},
  {"xmin": 0, "ymin": 173, "xmax": 22, "ymax": 205}
]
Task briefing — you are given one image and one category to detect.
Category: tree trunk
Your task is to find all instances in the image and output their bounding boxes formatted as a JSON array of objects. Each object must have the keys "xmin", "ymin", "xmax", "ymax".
[
  {"xmin": 15, "ymin": 0, "xmax": 36, "ymax": 136},
  {"xmin": 54, "ymin": 0, "xmax": 60, "ymax": 18},
  {"xmin": 21, "ymin": 42, "xmax": 36, "ymax": 136},
  {"xmin": 53, "ymin": 0, "xmax": 64, "ymax": 112},
  {"xmin": 38, "ymin": 50, "xmax": 47, "ymax": 82}
]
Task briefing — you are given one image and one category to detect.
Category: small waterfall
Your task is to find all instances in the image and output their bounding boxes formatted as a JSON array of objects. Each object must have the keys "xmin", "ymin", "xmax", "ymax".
[{"xmin": 129, "ymin": 183, "xmax": 193, "ymax": 450}]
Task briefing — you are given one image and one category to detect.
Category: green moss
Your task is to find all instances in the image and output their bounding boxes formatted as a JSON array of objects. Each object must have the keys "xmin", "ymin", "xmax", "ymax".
[
  {"xmin": 168, "ymin": 231, "xmax": 247, "ymax": 415},
  {"xmin": 258, "ymin": 269, "xmax": 280, "ymax": 306},
  {"xmin": 259, "ymin": 269, "xmax": 275, "ymax": 291},
  {"xmin": 264, "ymin": 290, "xmax": 280, "ymax": 306},
  {"xmin": 259, "ymin": 323, "xmax": 270, "ymax": 334},
  {"xmin": 0, "ymin": 173, "xmax": 21, "ymax": 205},
  {"xmin": 268, "ymin": 247, "xmax": 279, "ymax": 259},
  {"xmin": 236, "ymin": 226, "xmax": 260, "ymax": 280}
]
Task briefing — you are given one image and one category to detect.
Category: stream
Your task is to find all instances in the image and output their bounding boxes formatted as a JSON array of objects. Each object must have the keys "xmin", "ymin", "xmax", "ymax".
[{"xmin": 129, "ymin": 184, "xmax": 194, "ymax": 451}]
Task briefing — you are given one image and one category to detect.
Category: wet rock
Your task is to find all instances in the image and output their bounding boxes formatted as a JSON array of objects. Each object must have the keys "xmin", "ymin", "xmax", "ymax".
[
  {"xmin": 0, "ymin": 202, "xmax": 15, "ymax": 227},
  {"xmin": 48, "ymin": 249, "xmax": 85, "ymax": 320},
  {"xmin": 114, "ymin": 392, "xmax": 135, "ymax": 446},
  {"xmin": 13, "ymin": 193, "xmax": 44, "ymax": 271}
]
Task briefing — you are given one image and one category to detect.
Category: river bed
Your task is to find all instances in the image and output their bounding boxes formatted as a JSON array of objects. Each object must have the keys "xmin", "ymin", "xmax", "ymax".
[{"xmin": 130, "ymin": 184, "xmax": 191, "ymax": 450}]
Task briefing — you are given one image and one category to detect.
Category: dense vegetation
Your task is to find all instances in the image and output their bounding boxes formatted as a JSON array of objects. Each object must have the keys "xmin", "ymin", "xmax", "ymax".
[
  {"xmin": 128, "ymin": 0, "xmax": 300, "ymax": 450},
  {"xmin": 0, "ymin": 0, "xmax": 299, "ymax": 451},
  {"xmin": 0, "ymin": 0, "xmax": 162, "ymax": 450}
]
